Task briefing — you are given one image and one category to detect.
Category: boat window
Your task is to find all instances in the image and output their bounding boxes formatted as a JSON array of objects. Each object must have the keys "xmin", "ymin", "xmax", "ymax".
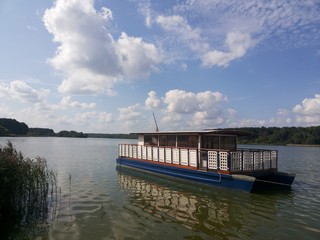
[
  {"xmin": 167, "ymin": 135, "xmax": 176, "ymax": 147},
  {"xmin": 144, "ymin": 135, "xmax": 158, "ymax": 146},
  {"xmin": 159, "ymin": 135, "xmax": 167, "ymax": 146},
  {"xmin": 220, "ymin": 136, "xmax": 236, "ymax": 150},
  {"xmin": 159, "ymin": 135, "xmax": 176, "ymax": 147},
  {"xmin": 188, "ymin": 135, "xmax": 198, "ymax": 148},
  {"xmin": 177, "ymin": 135, "xmax": 188, "ymax": 147},
  {"xmin": 201, "ymin": 136, "xmax": 219, "ymax": 149},
  {"xmin": 177, "ymin": 135, "xmax": 198, "ymax": 148}
]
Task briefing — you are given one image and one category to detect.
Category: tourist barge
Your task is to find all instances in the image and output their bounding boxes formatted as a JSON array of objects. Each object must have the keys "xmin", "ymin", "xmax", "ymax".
[{"xmin": 116, "ymin": 130, "xmax": 295, "ymax": 192}]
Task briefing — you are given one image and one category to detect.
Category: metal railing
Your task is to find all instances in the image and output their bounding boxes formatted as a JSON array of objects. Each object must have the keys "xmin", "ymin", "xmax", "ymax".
[
  {"xmin": 118, "ymin": 144, "xmax": 278, "ymax": 172},
  {"xmin": 119, "ymin": 144, "xmax": 198, "ymax": 167},
  {"xmin": 207, "ymin": 148, "xmax": 278, "ymax": 172}
]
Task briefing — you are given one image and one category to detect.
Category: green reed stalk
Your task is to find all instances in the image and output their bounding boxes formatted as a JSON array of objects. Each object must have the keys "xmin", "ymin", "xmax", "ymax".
[{"xmin": 0, "ymin": 141, "xmax": 57, "ymax": 239}]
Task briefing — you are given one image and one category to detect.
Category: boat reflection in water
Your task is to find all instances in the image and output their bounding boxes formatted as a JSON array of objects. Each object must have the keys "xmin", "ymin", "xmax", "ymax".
[{"xmin": 116, "ymin": 165, "xmax": 293, "ymax": 239}]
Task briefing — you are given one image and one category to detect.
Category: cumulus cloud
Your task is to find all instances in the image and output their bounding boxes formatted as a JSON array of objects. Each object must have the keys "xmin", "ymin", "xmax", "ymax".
[
  {"xmin": 43, "ymin": 0, "xmax": 162, "ymax": 95},
  {"xmin": 163, "ymin": 89, "xmax": 226, "ymax": 114},
  {"xmin": 60, "ymin": 96, "xmax": 96, "ymax": 109},
  {"xmin": 293, "ymin": 94, "xmax": 320, "ymax": 125},
  {"xmin": 159, "ymin": 89, "xmax": 228, "ymax": 129},
  {"xmin": 156, "ymin": 15, "xmax": 254, "ymax": 67},
  {"xmin": 118, "ymin": 103, "xmax": 144, "ymax": 129},
  {"xmin": 117, "ymin": 32, "xmax": 161, "ymax": 78},
  {"xmin": 269, "ymin": 108, "xmax": 292, "ymax": 126},
  {"xmin": 156, "ymin": 15, "xmax": 208, "ymax": 53},
  {"xmin": 201, "ymin": 32, "xmax": 255, "ymax": 67},
  {"xmin": 145, "ymin": 91, "xmax": 160, "ymax": 109},
  {"xmin": 142, "ymin": 89, "xmax": 305, "ymax": 129},
  {"xmin": 118, "ymin": 104, "xmax": 142, "ymax": 121},
  {"xmin": 0, "ymin": 80, "xmax": 49, "ymax": 103},
  {"xmin": 74, "ymin": 111, "xmax": 113, "ymax": 127}
]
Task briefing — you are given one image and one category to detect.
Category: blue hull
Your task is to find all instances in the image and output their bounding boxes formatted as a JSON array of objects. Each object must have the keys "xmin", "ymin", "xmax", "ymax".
[{"xmin": 116, "ymin": 157, "xmax": 255, "ymax": 192}]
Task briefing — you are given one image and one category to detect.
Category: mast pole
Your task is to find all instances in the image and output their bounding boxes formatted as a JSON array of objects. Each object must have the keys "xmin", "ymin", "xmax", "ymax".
[{"xmin": 152, "ymin": 112, "xmax": 159, "ymax": 132}]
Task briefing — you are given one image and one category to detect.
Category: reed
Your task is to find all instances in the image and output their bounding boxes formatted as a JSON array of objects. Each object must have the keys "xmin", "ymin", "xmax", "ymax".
[{"xmin": 0, "ymin": 141, "xmax": 57, "ymax": 239}]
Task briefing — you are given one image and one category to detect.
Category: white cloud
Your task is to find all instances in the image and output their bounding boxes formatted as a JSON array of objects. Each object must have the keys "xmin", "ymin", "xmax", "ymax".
[
  {"xmin": 60, "ymin": 96, "xmax": 96, "ymax": 109},
  {"xmin": 145, "ymin": 91, "xmax": 160, "ymax": 109},
  {"xmin": 137, "ymin": 0, "xmax": 152, "ymax": 27},
  {"xmin": 160, "ymin": 89, "xmax": 228, "ymax": 129},
  {"xmin": 145, "ymin": 0, "xmax": 320, "ymax": 68},
  {"xmin": 43, "ymin": 0, "xmax": 162, "ymax": 95},
  {"xmin": 293, "ymin": 94, "xmax": 320, "ymax": 125},
  {"xmin": 163, "ymin": 89, "xmax": 226, "ymax": 114},
  {"xmin": 156, "ymin": 15, "xmax": 208, "ymax": 53},
  {"xmin": 118, "ymin": 103, "xmax": 144, "ymax": 130},
  {"xmin": 269, "ymin": 108, "xmax": 292, "ymax": 126},
  {"xmin": 118, "ymin": 104, "xmax": 142, "ymax": 121},
  {"xmin": 73, "ymin": 111, "xmax": 113, "ymax": 131},
  {"xmin": 117, "ymin": 32, "xmax": 162, "ymax": 79},
  {"xmin": 164, "ymin": 90, "xmax": 198, "ymax": 114},
  {"xmin": 229, "ymin": 119, "xmax": 267, "ymax": 128},
  {"xmin": 0, "ymin": 104, "xmax": 15, "ymax": 119},
  {"xmin": 201, "ymin": 32, "xmax": 255, "ymax": 67},
  {"xmin": 156, "ymin": 15, "xmax": 255, "ymax": 67},
  {"xmin": 173, "ymin": 0, "xmax": 320, "ymax": 49},
  {"xmin": 0, "ymin": 80, "xmax": 49, "ymax": 103}
]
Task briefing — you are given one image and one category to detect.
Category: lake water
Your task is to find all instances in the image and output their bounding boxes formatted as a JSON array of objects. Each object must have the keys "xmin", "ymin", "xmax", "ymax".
[{"xmin": 0, "ymin": 137, "xmax": 319, "ymax": 239}]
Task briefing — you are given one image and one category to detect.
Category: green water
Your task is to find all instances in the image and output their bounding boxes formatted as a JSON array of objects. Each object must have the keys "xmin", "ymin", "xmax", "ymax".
[{"xmin": 0, "ymin": 137, "xmax": 319, "ymax": 239}]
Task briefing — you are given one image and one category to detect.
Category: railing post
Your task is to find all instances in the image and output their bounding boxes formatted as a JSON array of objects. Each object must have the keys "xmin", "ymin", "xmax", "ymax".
[
  {"xmin": 241, "ymin": 149, "xmax": 244, "ymax": 172},
  {"xmin": 146, "ymin": 146, "xmax": 148, "ymax": 160},
  {"xmin": 187, "ymin": 149, "xmax": 190, "ymax": 166},
  {"xmin": 253, "ymin": 151, "xmax": 255, "ymax": 171},
  {"xmin": 152, "ymin": 146, "xmax": 154, "ymax": 160},
  {"xmin": 270, "ymin": 151, "xmax": 272, "ymax": 169},
  {"xmin": 206, "ymin": 151, "xmax": 209, "ymax": 171},
  {"xmin": 196, "ymin": 150, "xmax": 199, "ymax": 169},
  {"xmin": 196, "ymin": 149, "xmax": 200, "ymax": 169},
  {"xmin": 157, "ymin": 146, "xmax": 159, "ymax": 161}
]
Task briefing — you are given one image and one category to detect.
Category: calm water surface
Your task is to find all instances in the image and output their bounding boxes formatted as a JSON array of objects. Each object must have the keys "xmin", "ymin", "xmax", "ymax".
[{"xmin": 0, "ymin": 137, "xmax": 319, "ymax": 239}]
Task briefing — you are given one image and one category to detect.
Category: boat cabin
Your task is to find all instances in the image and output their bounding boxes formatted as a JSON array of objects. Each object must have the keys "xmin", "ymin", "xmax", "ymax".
[
  {"xmin": 119, "ymin": 130, "xmax": 278, "ymax": 174},
  {"xmin": 140, "ymin": 131, "xmax": 237, "ymax": 151}
]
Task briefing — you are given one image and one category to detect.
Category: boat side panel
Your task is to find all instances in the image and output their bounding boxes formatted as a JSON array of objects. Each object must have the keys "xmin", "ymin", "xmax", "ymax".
[
  {"xmin": 116, "ymin": 157, "xmax": 255, "ymax": 192},
  {"xmin": 253, "ymin": 172, "xmax": 295, "ymax": 186}
]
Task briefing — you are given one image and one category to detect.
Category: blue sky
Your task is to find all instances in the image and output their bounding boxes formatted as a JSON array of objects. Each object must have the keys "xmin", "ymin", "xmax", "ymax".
[{"xmin": 0, "ymin": 0, "xmax": 320, "ymax": 133}]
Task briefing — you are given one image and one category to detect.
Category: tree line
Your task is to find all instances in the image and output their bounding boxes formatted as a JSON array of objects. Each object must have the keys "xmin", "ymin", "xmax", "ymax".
[
  {"xmin": 0, "ymin": 118, "xmax": 87, "ymax": 138},
  {"xmin": 233, "ymin": 126, "xmax": 320, "ymax": 145},
  {"xmin": 1, "ymin": 118, "xmax": 319, "ymax": 145}
]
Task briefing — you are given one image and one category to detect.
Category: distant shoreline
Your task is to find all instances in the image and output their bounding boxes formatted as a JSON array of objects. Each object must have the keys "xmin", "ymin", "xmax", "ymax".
[{"xmin": 286, "ymin": 144, "xmax": 320, "ymax": 148}]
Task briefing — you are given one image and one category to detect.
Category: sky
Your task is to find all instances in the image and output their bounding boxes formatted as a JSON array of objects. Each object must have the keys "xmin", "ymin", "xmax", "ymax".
[{"xmin": 0, "ymin": 0, "xmax": 320, "ymax": 133}]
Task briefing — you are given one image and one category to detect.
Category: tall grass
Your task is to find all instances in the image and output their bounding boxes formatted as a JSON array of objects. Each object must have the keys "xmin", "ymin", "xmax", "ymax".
[{"xmin": 0, "ymin": 142, "xmax": 56, "ymax": 239}]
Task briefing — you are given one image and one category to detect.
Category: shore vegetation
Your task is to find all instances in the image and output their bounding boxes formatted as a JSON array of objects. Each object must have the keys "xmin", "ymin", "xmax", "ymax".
[{"xmin": 0, "ymin": 142, "xmax": 56, "ymax": 239}]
